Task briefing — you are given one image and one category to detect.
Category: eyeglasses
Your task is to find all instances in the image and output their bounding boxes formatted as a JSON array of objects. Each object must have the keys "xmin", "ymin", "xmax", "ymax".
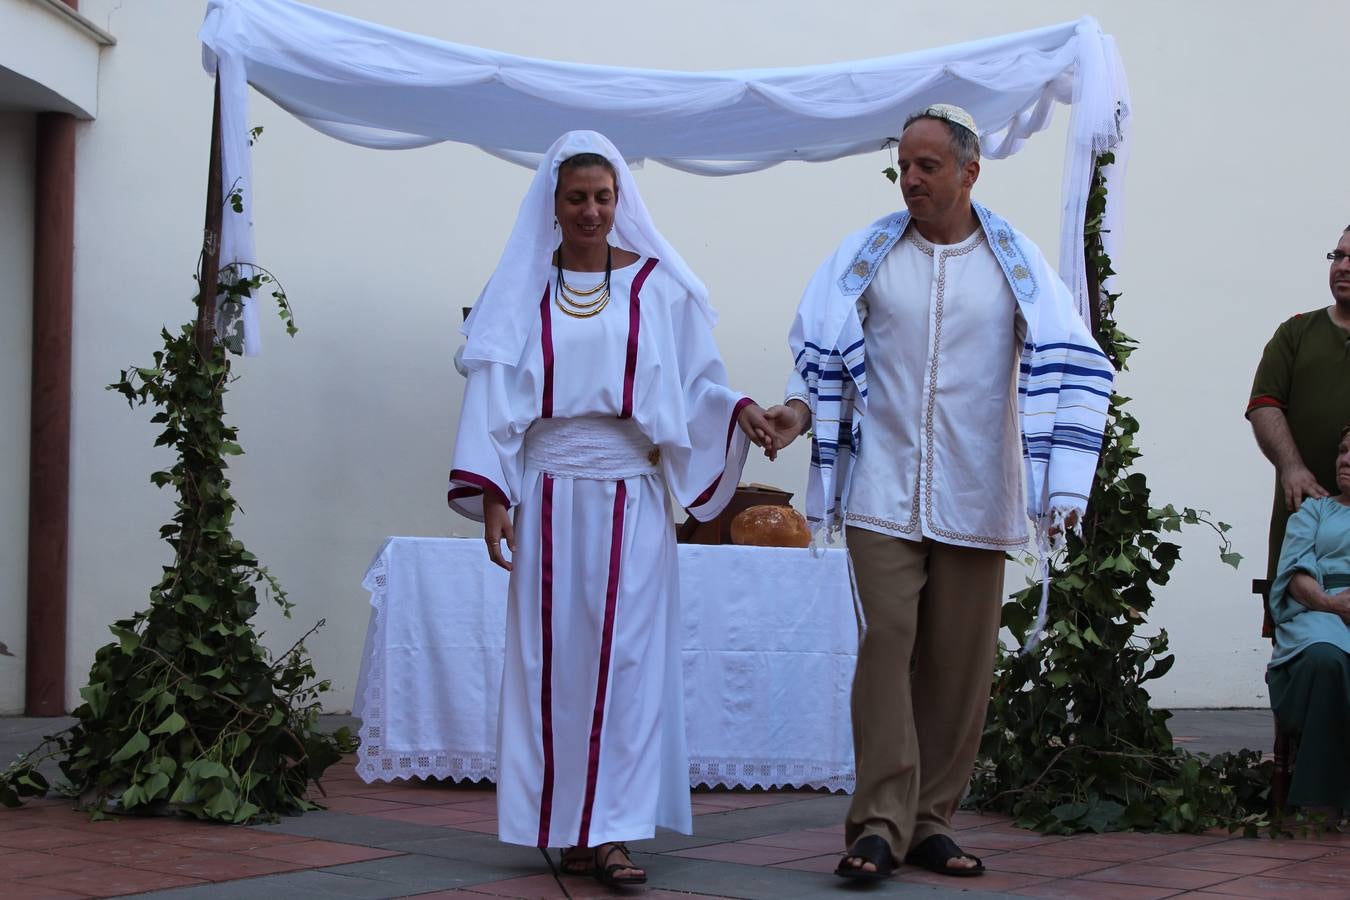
[{"xmin": 1329, "ymin": 251, "xmax": 1350, "ymax": 263}]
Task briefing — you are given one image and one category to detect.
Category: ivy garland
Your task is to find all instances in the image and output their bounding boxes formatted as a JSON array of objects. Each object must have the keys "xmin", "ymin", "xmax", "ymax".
[
  {"xmin": 965, "ymin": 152, "xmax": 1271, "ymax": 835},
  {"xmin": 1, "ymin": 168, "xmax": 352, "ymax": 820}
]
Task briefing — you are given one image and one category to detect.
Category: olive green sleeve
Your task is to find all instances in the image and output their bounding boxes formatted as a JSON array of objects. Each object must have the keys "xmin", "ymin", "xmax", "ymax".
[{"xmin": 1247, "ymin": 318, "xmax": 1297, "ymax": 417}]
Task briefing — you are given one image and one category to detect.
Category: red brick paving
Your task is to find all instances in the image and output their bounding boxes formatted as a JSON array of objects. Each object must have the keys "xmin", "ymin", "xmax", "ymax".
[
  {"xmin": 1147, "ymin": 848, "xmax": 1293, "ymax": 876},
  {"xmin": 3, "ymin": 755, "xmax": 1350, "ymax": 897},
  {"xmin": 768, "ymin": 851, "xmax": 844, "ymax": 874},
  {"xmin": 741, "ymin": 828, "xmax": 846, "ymax": 852},
  {"xmin": 984, "ymin": 848, "xmax": 1113, "ymax": 877},
  {"xmin": 1077, "ymin": 861, "xmax": 1239, "ymax": 891},
  {"xmin": 1011, "ymin": 879, "xmax": 1184, "ymax": 898},
  {"xmin": 240, "ymin": 838, "xmax": 402, "ymax": 867},
  {"xmin": 17, "ymin": 863, "xmax": 206, "ymax": 896}
]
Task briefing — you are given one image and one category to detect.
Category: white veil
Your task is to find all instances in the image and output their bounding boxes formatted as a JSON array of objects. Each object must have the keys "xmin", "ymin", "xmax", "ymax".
[{"xmin": 460, "ymin": 130, "xmax": 715, "ymax": 369}]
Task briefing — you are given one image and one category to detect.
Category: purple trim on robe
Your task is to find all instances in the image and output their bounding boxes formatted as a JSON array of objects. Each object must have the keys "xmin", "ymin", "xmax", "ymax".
[
  {"xmin": 688, "ymin": 396, "xmax": 754, "ymax": 511},
  {"xmin": 448, "ymin": 469, "xmax": 509, "ymax": 510},
  {"xmin": 536, "ymin": 473, "xmax": 556, "ymax": 847},
  {"xmin": 578, "ymin": 480, "xmax": 627, "ymax": 846},
  {"xmin": 621, "ymin": 258, "xmax": 659, "ymax": 420},
  {"xmin": 540, "ymin": 284, "xmax": 555, "ymax": 419}
]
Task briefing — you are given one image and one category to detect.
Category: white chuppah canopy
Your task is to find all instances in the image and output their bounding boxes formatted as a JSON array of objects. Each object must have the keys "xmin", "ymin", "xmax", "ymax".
[{"xmin": 199, "ymin": 0, "xmax": 1129, "ymax": 355}]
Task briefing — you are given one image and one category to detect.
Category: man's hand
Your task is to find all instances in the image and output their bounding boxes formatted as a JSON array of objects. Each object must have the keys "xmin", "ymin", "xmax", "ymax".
[
  {"xmin": 760, "ymin": 400, "xmax": 811, "ymax": 460},
  {"xmin": 1048, "ymin": 508, "xmax": 1080, "ymax": 540},
  {"xmin": 1279, "ymin": 464, "xmax": 1329, "ymax": 512},
  {"xmin": 1250, "ymin": 407, "xmax": 1325, "ymax": 512},
  {"xmin": 483, "ymin": 494, "xmax": 514, "ymax": 572}
]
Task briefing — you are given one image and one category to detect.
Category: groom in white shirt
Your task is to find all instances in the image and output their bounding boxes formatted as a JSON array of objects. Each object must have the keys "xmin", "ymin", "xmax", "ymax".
[{"xmin": 765, "ymin": 104, "xmax": 1110, "ymax": 881}]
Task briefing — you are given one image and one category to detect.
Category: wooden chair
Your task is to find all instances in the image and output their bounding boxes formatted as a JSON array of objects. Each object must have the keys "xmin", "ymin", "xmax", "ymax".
[{"xmin": 1254, "ymin": 577, "xmax": 1296, "ymax": 817}]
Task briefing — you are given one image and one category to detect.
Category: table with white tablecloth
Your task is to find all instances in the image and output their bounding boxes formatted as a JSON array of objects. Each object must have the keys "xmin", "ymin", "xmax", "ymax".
[{"xmin": 354, "ymin": 537, "xmax": 858, "ymax": 791}]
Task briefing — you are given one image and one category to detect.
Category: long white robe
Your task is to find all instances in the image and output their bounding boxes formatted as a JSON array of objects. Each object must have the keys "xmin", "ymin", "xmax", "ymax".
[{"xmin": 448, "ymin": 257, "xmax": 750, "ymax": 847}]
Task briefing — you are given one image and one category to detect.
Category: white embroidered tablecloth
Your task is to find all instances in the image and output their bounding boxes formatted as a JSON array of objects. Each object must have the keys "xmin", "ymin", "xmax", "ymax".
[{"xmin": 355, "ymin": 537, "xmax": 857, "ymax": 791}]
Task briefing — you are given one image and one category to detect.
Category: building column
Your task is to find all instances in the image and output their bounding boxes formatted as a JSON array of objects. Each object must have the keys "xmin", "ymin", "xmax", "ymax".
[{"xmin": 26, "ymin": 111, "xmax": 75, "ymax": 716}]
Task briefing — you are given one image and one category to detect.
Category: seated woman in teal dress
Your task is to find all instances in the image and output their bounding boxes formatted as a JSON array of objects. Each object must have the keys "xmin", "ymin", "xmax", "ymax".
[{"xmin": 1268, "ymin": 425, "xmax": 1350, "ymax": 813}]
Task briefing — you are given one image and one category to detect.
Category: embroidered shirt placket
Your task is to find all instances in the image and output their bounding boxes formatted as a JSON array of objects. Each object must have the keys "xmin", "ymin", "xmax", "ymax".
[{"xmin": 920, "ymin": 235, "xmax": 1026, "ymax": 549}]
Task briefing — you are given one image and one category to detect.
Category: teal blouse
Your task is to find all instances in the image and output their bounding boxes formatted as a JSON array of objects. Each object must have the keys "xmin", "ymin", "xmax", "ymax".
[{"xmin": 1268, "ymin": 496, "xmax": 1350, "ymax": 670}]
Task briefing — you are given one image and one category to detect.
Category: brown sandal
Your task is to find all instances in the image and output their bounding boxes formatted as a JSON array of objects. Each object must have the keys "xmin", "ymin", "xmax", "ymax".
[
  {"xmin": 558, "ymin": 846, "xmax": 595, "ymax": 877},
  {"xmin": 595, "ymin": 842, "xmax": 646, "ymax": 886}
]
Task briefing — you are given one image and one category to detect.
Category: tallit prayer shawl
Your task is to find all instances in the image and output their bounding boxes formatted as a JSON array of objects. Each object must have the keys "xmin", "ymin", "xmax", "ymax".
[
  {"xmin": 789, "ymin": 204, "xmax": 1114, "ymax": 650},
  {"xmin": 198, "ymin": 0, "xmax": 1129, "ymax": 355}
]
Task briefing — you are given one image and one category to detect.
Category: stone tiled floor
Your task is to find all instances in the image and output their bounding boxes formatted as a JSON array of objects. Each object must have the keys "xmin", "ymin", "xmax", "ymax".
[{"xmin": 1, "ymin": 710, "xmax": 1342, "ymax": 899}]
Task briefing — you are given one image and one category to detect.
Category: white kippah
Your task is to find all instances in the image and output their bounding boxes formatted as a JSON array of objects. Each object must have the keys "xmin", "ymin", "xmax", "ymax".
[{"xmin": 917, "ymin": 103, "xmax": 978, "ymax": 136}]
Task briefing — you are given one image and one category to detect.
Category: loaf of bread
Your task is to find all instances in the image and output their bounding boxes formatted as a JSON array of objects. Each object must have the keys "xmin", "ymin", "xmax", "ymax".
[{"xmin": 729, "ymin": 505, "xmax": 811, "ymax": 548}]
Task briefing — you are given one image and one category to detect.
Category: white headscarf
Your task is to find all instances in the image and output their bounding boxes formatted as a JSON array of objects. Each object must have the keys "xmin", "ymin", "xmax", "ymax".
[{"xmin": 460, "ymin": 130, "xmax": 715, "ymax": 370}]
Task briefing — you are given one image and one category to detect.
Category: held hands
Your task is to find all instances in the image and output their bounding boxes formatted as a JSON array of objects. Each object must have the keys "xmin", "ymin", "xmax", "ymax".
[
  {"xmin": 737, "ymin": 403, "xmax": 776, "ymax": 456},
  {"xmin": 757, "ymin": 400, "xmax": 811, "ymax": 461},
  {"xmin": 483, "ymin": 494, "xmax": 515, "ymax": 572},
  {"xmin": 1280, "ymin": 464, "xmax": 1329, "ymax": 512},
  {"xmin": 737, "ymin": 402, "xmax": 807, "ymax": 462}
]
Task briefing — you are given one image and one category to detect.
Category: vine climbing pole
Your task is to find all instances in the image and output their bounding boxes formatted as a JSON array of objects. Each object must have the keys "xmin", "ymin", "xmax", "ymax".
[
  {"xmin": 966, "ymin": 152, "xmax": 1269, "ymax": 836},
  {"xmin": 1, "ymin": 67, "xmax": 350, "ymax": 820}
]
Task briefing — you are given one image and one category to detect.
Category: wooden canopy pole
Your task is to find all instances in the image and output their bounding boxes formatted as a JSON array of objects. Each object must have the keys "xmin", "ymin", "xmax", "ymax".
[{"xmin": 197, "ymin": 74, "xmax": 223, "ymax": 356}]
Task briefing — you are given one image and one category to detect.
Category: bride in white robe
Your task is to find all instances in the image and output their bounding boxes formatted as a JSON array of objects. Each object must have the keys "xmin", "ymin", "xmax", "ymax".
[{"xmin": 447, "ymin": 131, "xmax": 769, "ymax": 883}]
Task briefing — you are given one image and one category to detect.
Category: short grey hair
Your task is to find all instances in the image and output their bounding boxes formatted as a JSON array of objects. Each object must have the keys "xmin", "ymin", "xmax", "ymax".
[{"xmin": 902, "ymin": 112, "xmax": 981, "ymax": 166}]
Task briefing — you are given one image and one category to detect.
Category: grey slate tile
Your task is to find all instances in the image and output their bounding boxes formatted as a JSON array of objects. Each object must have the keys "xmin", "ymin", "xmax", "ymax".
[
  {"xmin": 131, "ymin": 868, "xmax": 408, "ymax": 899},
  {"xmin": 321, "ymin": 852, "xmax": 537, "ymax": 889}
]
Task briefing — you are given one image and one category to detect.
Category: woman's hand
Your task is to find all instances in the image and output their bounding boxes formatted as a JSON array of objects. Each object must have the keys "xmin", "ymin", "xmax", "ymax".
[
  {"xmin": 483, "ymin": 494, "xmax": 515, "ymax": 572},
  {"xmin": 1288, "ymin": 572, "xmax": 1350, "ymax": 622}
]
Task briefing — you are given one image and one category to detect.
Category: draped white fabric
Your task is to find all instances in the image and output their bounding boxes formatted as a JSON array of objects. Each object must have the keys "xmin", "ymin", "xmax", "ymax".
[{"xmin": 198, "ymin": 0, "xmax": 1129, "ymax": 354}]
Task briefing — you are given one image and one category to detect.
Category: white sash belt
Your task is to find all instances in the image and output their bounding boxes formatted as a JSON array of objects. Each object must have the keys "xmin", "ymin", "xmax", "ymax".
[{"xmin": 524, "ymin": 417, "xmax": 659, "ymax": 480}]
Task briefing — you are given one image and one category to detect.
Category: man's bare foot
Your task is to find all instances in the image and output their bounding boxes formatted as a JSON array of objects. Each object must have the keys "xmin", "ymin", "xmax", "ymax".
[
  {"xmin": 834, "ymin": 835, "xmax": 894, "ymax": 881},
  {"xmin": 903, "ymin": 834, "xmax": 984, "ymax": 877}
]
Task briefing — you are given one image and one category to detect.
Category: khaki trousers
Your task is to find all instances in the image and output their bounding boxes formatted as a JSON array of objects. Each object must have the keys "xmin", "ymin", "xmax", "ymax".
[{"xmin": 844, "ymin": 526, "xmax": 1005, "ymax": 858}]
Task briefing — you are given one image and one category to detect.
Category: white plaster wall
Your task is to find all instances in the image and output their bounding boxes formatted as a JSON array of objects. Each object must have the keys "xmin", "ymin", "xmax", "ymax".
[
  {"xmin": 0, "ymin": 0, "xmax": 105, "ymax": 118},
  {"xmin": 64, "ymin": 0, "xmax": 1350, "ymax": 712},
  {"xmin": 0, "ymin": 111, "xmax": 33, "ymax": 713}
]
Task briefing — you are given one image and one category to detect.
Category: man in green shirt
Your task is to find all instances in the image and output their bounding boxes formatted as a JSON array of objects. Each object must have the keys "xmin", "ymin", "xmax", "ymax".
[{"xmin": 1248, "ymin": 225, "xmax": 1350, "ymax": 577}]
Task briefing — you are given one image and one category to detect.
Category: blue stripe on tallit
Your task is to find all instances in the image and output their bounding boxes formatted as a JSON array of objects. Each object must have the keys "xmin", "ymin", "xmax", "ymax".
[
  {"xmin": 794, "ymin": 202, "xmax": 1111, "ymax": 538},
  {"xmin": 1022, "ymin": 384, "xmax": 1113, "ymax": 399},
  {"xmin": 1024, "ymin": 362, "xmax": 1115, "ymax": 380}
]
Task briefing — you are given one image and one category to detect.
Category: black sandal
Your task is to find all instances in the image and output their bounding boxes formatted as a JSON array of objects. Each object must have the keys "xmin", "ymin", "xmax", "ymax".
[
  {"xmin": 558, "ymin": 846, "xmax": 595, "ymax": 877},
  {"xmin": 903, "ymin": 834, "xmax": 984, "ymax": 877},
  {"xmin": 595, "ymin": 842, "xmax": 647, "ymax": 886},
  {"xmin": 834, "ymin": 834, "xmax": 896, "ymax": 882}
]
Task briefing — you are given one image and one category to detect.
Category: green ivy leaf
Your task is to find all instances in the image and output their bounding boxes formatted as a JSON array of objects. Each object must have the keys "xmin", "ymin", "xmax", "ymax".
[
  {"xmin": 182, "ymin": 594, "xmax": 211, "ymax": 612},
  {"xmin": 149, "ymin": 711, "xmax": 187, "ymax": 736},
  {"xmin": 109, "ymin": 730, "xmax": 149, "ymax": 764},
  {"xmin": 187, "ymin": 760, "xmax": 232, "ymax": 781}
]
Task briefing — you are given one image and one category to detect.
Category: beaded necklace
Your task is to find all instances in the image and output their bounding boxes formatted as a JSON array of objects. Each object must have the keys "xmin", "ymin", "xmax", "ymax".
[{"xmin": 554, "ymin": 245, "xmax": 612, "ymax": 319}]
